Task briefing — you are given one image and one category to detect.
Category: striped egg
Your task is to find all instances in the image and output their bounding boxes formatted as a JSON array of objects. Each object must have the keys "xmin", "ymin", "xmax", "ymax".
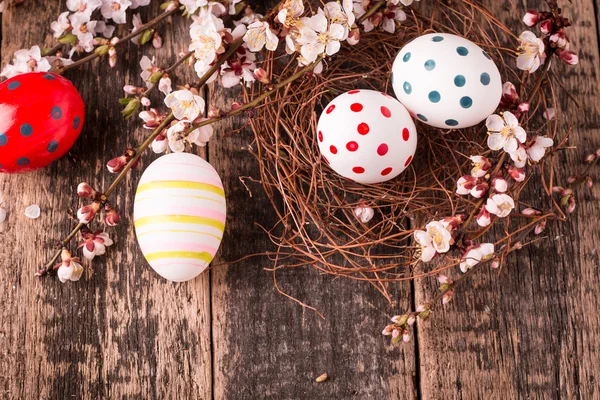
[{"xmin": 133, "ymin": 152, "xmax": 226, "ymax": 282}]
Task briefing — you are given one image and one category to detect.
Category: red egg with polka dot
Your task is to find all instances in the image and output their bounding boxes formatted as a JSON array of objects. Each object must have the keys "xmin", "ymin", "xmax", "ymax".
[
  {"xmin": 317, "ymin": 89, "xmax": 417, "ymax": 184},
  {"xmin": 0, "ymin": 72, "xmax": 84, "ymax": 173}
]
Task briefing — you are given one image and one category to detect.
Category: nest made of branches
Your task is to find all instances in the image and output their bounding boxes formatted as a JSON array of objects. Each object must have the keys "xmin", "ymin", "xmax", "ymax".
[{"xmin": 240, "ymin": 0, "xmax": 559, "ymax": 299}]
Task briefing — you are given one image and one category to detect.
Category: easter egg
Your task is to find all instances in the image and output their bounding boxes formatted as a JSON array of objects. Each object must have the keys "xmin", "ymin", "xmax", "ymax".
[
  {"xmin": 133, "ymin": 152, "xmax": 226, "ymax": 282},
  {"xmin": 0, "ymin": 72, "xmax": 85, "ymax": 173},
  {"xmin": 317, "ymin": 89, "xmax": 417, "ymax": 184},
  {"xmin": 391, "ymin": 33, "xmax": 502, "ymax": 129}
]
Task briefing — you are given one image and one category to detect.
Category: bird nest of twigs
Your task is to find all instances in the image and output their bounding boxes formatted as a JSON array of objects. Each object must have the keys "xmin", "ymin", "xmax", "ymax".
[{"xmin": 244, "ymin": 0, "xmax": 559, "ymax": 299}]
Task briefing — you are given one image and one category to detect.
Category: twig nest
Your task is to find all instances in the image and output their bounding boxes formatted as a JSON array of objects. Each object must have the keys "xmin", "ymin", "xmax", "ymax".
[
  {"xmin": 391, "ymin": 33, "xmax": 502, "ymax": 129},
  {"xmin": 317, "ymin": 89, "xmax": 417, "ymax": 184}
]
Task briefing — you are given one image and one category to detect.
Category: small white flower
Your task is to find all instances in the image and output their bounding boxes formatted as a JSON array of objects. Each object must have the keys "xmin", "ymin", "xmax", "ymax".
[
  {"xmin": 25, "ymin": 204, "xmax": 41, "ymax": 219},
  {"xmin": 81, "ymin": 231, "xmax": 114, "ymax": 260},
  {"xmin": 67, "ymin": 0, "xmax": 102, "ymax": 17},
  {"xmin": 476, "ymin": 207, "xmax": 491, "ymax": 227},
  {"xmin": 164, "ymin": 89, "xmax": 205, "ymax": 121},
  {"xmin": 159, "ymin": 76, "xmax": 172, "ymax": 96},
  {"xmin": 460, "ymin": 243, "xmax": 494, "ymax": 273},
  {"xmin": 101, "ymin": 0, "xmax": 132, "ymax": 24},
  {"xmin": 299, "ymin": 14, "xmax": 345, "ymax": 63},
  {"xmin": 485, "ymin": 194, "xmax": 515, "ymax": 218},
  {"xmin": 181, "ymin": 0, "xmax": 209, "ymax": 14},
  {"xmin": 486, "ymin": 111, "xmax": 527, "ymax": 153},
  {"xmin": 510, "ymin": 145, "xmax": 528, "ymax": 168},
  {"xmin": 470, "ymin": 156, "xmax": 491, "ymax": 178},
  {"xmin": 139, "ymin": 55, "xmax": 158, "ymax": 86},
  {"xmin": 517, "ymin": 31, "xmax": 545, "ymax": 73},
  {"xmin": 51, "ymin": 12, "xmax": 71, "ymax": 38},
  {"xmin": 381, "ymin": 4, "xmax": 406, "ymax": 34},
  {"xmin": 492, "ymin": 177, "xmax": 508, "ymax": 193},
  {"xmin": 277, "ymin": 0, "xmax": 304, "ymax": 28},
  {"xmin": 322, "ymin": 0, "xmax": 355, "ymax": 38},
  {"xmin": 527, "ymin": 136, "xmax": 553, "ymax": 162},
  {"xmin": 243, "ymin": 21, "xmax": 279, "ymax": 52},
  {"xmin": 354, "ymin": 206, "xmax": 375, "ymax": 223},
  {"xmin": 130, "ymin": 13, "xmax": 144, "ymax": 44},
  {"xmin": 220, "ymin": 49, "xmax": 256, "ymax": 88},
  {"xmin": 57, "ymin": 249, "xmax": 84, "ymax": 283},
  {"xmin": 189, "ymin": 16, "xmax": 223, "ymax": 74},
  {"xmin": 456, "ymin": 175, "xmax": 476, "ymax": 195},
  {"xmin": 130, "ymin": 0, "xmax": 150, "ymax": 8},
  {"xmin": 151, "ymin": 134, "xmax": 168, "ymax": 154},
  {"xmin": 1, "ymin": 45, "xmax": 51, "ymax": 79},
  {"xmin": 95, "ymin": 21, "xmax": 115, "ymax": 38},
  {"xmin": 414, "ymin": 220, "xmax": 452, "ymax": 262},
  {"xmin": 70, "ymin": 13, "xmax": 97, "ymax": 51}
]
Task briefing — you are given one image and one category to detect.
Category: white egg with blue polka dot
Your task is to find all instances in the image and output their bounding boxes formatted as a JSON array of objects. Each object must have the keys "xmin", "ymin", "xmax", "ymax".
[{"xmin": 391, "ymin": 33, "xmax": 502, "ymax": 129}]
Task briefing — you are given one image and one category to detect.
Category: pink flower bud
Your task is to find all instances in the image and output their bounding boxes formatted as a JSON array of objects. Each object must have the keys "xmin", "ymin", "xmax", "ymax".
[
  {"xmin": 347, "ymin": 28, "xmax": 360, "ymax": 45},
  {"xmin": 253, "ymin": 68, "xmax": 270, "ymax": 84},
  {"xmin": 476, "ymin": 207, "xmax": 491, "ymax": 227},
  {"xmin": 141, "ymin": 97, "xmax": 151, "ymax": 107},
  {"xmin": 534, "ymin": 220, "xmax": 547, "ymax": 235},
  {"xmin": 208, "ymin": 106, "xmax": 221, "ymax": 119},
  {"xmin": 540, "ymin": 19, "xmax": 553, "ymax": 34},
  {"xmin": 517, "ymin": 102, "xmax": 530, "ymax": 113},
  {"xmin": 123, "ymin": 85, "xmax": 139, "ymax": 95},
  {"xmin": 108, "ymin": 47, "xmax": 117, "ymax": 68},
  {"xmin": 567, "ymin": 197, "xmax": 576, "ymax": 213},
  {"xmin": 586, "ymin": 176, "xmax": 593, "ymax": 188},
  {"xmin": 152, "ymin": 31, "xmax": 163, "ymax": 49},
  {"xmin": 438, "ymin": 275, "xmax": 450, "ymax": 284},
  {"xmin": 77, "ymin": 182, "xmax": 97, "ymax": 198},
  {"xmin": 104, "ymin": 204, "xmax": 120, "ymax": 226},
  {"xmin": 107, "ymin": 155, "xmax": 127, "ymax": 173},
  {"xmin": 499, "ymin": 81, "xmax": 518, "ymax": 109},
  {"xmin": 558, "ymin": 50, "xmax": 579, "ymax": 65},
  {"xmin": 382, "ymin": 324, "xmax": 394, "ymax": 335},
  {"xmin": 392, "ymin": 328, "xmax": 400, "ymax": 339},
  {"xmin": 407, "ymin": 315, "xmax": 416, "ymax": 326},
  {"xmin": 492, "ymin": 177, "xmax": 508, "ymax": 193},
  {"xmin": 77, "ymin": 202, "xmax": 101, "ymax": 224},
  {"xmin": 513, "ymin": 241, "xmax": 523, "ymax": 250},
  {"xmin": 442, "ymin": 290, "xmax": 454, "ymax": 305},
  {"xmin": 402, "ymin": 330, "xmax": 410, "ymax": 343},
  {"xmin": 522, "ymin": 207, "xmax": 541, "ymax": 216},
  {"xmin": 550, "ymin": 30, "xmax": 568, "ymax": 49},
  {"xmin": 585, "ymin": 154, "xmax": 596, "ymax": 163},
  {"xmin": 552, "ymin": 186, "xmax": 564, "ymax": 193},
  {"xmin": 470, "ymin": 182, "xmax": 489, "ymax": 199},
  {"xmin": 507, "ymin": 166, "xmax": 526, "ymax": 182},
  {"xmin": 522, "ymin": 10, "xmax": 540, "ymax": 27},
  {"xmin": 567, "ymin": 175, "xmax": 578, "ymax": 184},
  {"xmin": 491, "ymin": 259, "xmax": 500, "ymax": 269},
  {"xmin": 596, "ymin": 148, "xmax": 600, "ymax": 158},
  {"xmin": 231, "ymin": 101, "xmax": 243, "ymax": 111}
]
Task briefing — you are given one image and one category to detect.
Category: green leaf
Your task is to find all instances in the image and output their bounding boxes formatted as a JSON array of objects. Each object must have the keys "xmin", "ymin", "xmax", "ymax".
[
  {"xmin": 58, "ymin": 33, "xmax": 78, "ymax": 46},
  {"xmin": 118, "ymin": 98, "xmax": 133, "ymax": 105},
  {"xmin": 94, "ymin": 45, "xmax": 110, "ymax": 56},
  {"xmin": 139, "ymin": 29, "xmax": 154, "ymax": 46},
  {"xmin": 121, "ymin": 99, "xmax": 141, "ymax": 119}
]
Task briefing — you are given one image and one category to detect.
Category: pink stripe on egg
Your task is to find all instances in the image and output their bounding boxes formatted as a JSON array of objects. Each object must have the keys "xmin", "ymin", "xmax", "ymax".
[
  {"xmin": 134, "ymin": 204, "xmax": 226, "ymax": 222},
  {"xmin": 140, "ymin": 241, "xmax": 219, "ymax": 255},
  {"xmin": 145, "ymin": 168, "xmax": 224, "ymax": 189}
]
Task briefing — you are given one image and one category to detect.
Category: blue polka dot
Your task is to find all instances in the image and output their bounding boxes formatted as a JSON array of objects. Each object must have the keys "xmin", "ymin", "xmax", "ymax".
[
  {"xmin": 417, "ymin": 114, "xmax": 428, "ymax": 122},
  {"xmin": 17, "ymin": 157, "xmax": 30, "ymax": 166},
  {"xmin": 454, "ymin": 75, "xmax": 466, "ymax": 87},
  {"xmin": 456, "ymin": 46, "xmax": 469, "ymax": 56},
  {"xmin": 8, "ymin": 81, "xmax": 20, "ymax": 90},
  {"xmin": 0, "ymin": 133, "xmax": 6, "ymax": 146},
  {"xmin": 460, "ymin": 96, "xmax": 473, "ymax": 108},
  {"xmin": 20, "ymin": 124, "xmax": 33, "ymax": 137},
  {"xmin": 428, "ymin": 91, "xmax": 441, "ymax": 103},
  {"xmin": 480, "ymin": 72, "xmax": 491, "ymax": 86},
  {"xmin": 403, "ymin": 52, "xmax": 411, "ymax": 62},
  {"xmin": 47, "ymin": 140, "xmax": 59, "ymax": 153},
  {"xmin": 424, "ymin": 59, "xmax": 436, "ymax": 71},
  {"xmin": 445, "ymin": 119, "xmax": 459, "ymax": 127},
  {"xmin": 43, "ymin": 73, "xmax": 55, "ymax": 80},
  {"xmin": 403, "ymin": 81, "xmax": 412, "ymax": 94},
  {"xmin": 73, "ymin": 116, "xmax": 81, "ymax": 129},
  {"xmin": 51, "ymin": 106, "xmax": 63, "ymax": 120},
  {"xmin": 482, "ymin": 50, "xmax": 491, "ymax": 60},
  {"xmin": 432, "ymin": 36, "xmax": 444, "ymax": 42}
]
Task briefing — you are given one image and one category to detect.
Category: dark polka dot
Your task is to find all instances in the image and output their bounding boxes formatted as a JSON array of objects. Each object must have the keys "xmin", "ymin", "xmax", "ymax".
[
  {"xmin": 380, "ymin": 106, "xmax": 391, "ymax": 118},
  {"xmin": 330, "ymin": 145, "xmax": 338, "ymax": 154},
  {"xmin": 404, "ymin": 155, "xmax": 413, "ymax": 167},
  {"xmin": 20, "ymin": 123, "xmax": 33, "ymax": 136},
  {"xmin": 417, "ymin": 114, "xmax": 428, "ymax": 122},
  {"xmin": 350, "ymin": 103, "xmax": 363, "ymax": 112},
  {"xmin": 460, "ymin": 96, "xmax": 473, "ymax": 109},
  {"xmin": 482, "ymin": 50, "xmax": 491, "ymax": 60},
  {"xmin": 8, "ymin": 81, "xmax": 20, "ymax": 90},
  {"xmin": 456, "ymin": 46, "xmax": 469, "ymax": 56},
  {"xmin": 454, "ymin": 75, "xmax": 466, "ymax": 87},
  {"xmin": 445, "ymin": 119, "xmax": 459, "ymax": 127},
  {"xmin": 43, "ymin": 73, "xmax": 55, "ymax": 80},
  {"xmin": 17, "ymin": 157, "xmax": 30, "ymax": 166},
  {"xmin": 318, "ymin": 131, "xmax": 323, "ymax": 142},
  {"xmin": 428, "ymin": 91, "xmax": 441, "ymax": 103},
  {"xmin": 381, "ymin": 167, "xmax": 393, "ymax": 176},
  {"xmin": 326, "ymin": 105, "xmax": 335, "ymax": 114},
  {"xmin": 377, "ymin": 143, "xmax": 388, "ymax": 156},
  {"xmin": 73, "ymin": 116, "xmax": 81, "ymax": 129},
  {"xmin": 403, "ymin": 52, "xmax": 411, "ymax": 62},
  {"xmin": 47, "ymin": 140, "xmax": 59, "ymax": 152},
  {"xmin": 348, "ymin": 90, "xmax": 360, "ymax": 94},
  {"xmin": 432, "ymin": 36, "xmax": 444, "ymax": 42},
  {"xmin": 0, "ymin": 133, "xmax": 6, "ymax": 146},
  {"xmin": 352, "ymin": 166, "xmax": 365, "ymax": 174},
  {"xmin": 403, "ymin": 81, "xmax": 412, "ymax": 94},
  {"xmin": 480, "ymin": 72, "xmax": 491, "ymax": 86},
  {"xmin": 357, "ymin": 122, "xmax": 370, "ymax": 135},
  {"xmin": 424, "ymin": 59, "xmax": 436, "ymax": 71},
  {"xmin": 402, "ymin": 128, "xmax": 410, "ymax": 141},
  {"xmin": 346, "ymin": 141, "xmax": 359, "ymax": 152},
  {"xmin": 51, "ymin": 106, "xmax": 63, "ymax": 120}
]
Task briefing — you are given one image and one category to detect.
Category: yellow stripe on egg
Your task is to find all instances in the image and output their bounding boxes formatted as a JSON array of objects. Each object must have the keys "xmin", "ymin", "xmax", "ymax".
[
  {"xmin": 134, "ymin": 215, "xmax": 225, "ymax": 232},
  {"xmin": 136, "ymin": 180, "xmax": 225, "ymax": 197},
  {"xmin": 145, "ymin": 250, "xmax": 214, "ymax": 263}
]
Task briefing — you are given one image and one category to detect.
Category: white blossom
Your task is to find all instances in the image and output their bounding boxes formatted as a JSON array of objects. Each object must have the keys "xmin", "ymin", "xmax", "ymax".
[
  {"xmin": 485, "ymin": 194, "xmax": 515, "ymax": 218},
  {"xmin": 159, "ymin": 76, "xmax": 172, "ymax": 95},
  {"xmin": 67, "ymin": 0, "xmax": 102, "ymax": 17},
  {"xmin": 189, "ymin": 16, "xmax": 224, "ymax": 77},
  {"xmin": 1, "ymin": 46, "xmax": 51, "ymax": 79},
  {"xmin": 460, "ymin": 243, "xmax": 494, "ymax": 273},
  {"xmin": 51, "ymin": 12, "xmax": 71, "ymax": 38},
  {"xmin": 298, "ymin": 14, "xmax": 344, "ymax": 63},
  {"xmin": 101, "ymin": 0, "xmax": 132, "ymax": 24},
  {"xmin": 510, "ymin": 145, "xmax": 528, "ymax": 168},
  {"xmin": 70, "ymin": 13, "xmax": 97, "ymax": 52},
  {"xmin": 166, "ymin": 119, "xmax": 213, "ymax": 152},
  {"xmin": 82, "ymin": 231, "xmax": 114, "ymax": 260},
  {"xmin": 527, "ymin": 136, "xmax": 553, "ymax": 162},
  {"xmin": 181, "ymin": 0, "xmax": 209, "ymax": 14},
  {"xmin": 57, "ymin": 249, "xmax": 84, "ymax": 283},
  {"xmin": 277, "ymin": 0, "xmax": 304, "ymax": 28},
  {"xmin": 322, "ymin": 0, "xmax": 355, "ymax": 39},
  {"xmin": 486, "ymin": 111, "xmax": 526, "ymax": 154},
  {"xmin": 139, "ymin": 55, "xmax": 158, "ymax": 86},
  {"xmin": 354, "ymin": 205, "xmax": 375, "ymax": 223},
  {"xmin": 414, "ymin": 221, "xmax": 452, "ymax": 262},
  {"xmin": 517, "ymin": 31, "xmax": 545, "ymax": 73},
  {"xmin": 164, "ymin": 89, "xmax": 205, "ymax": 121},
  {"xmin": 243, "ymin": 21, "xmax": 279, "ymax": 52}
]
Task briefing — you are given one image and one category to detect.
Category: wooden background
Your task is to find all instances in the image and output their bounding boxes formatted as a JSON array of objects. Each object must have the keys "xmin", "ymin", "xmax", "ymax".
[{"xmin": 1, "ymin": 0, "xmax": 599, "ymax": 398}]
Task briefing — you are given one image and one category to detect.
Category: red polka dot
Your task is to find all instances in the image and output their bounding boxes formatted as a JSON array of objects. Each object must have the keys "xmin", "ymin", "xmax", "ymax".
[
  {"xmin": 346, "ymin": 141, "xmax": 359, "ymax": 151},
  {"xmin": 326, "ymin": 104, "xmax": 336, "ymax": 114},
  {"xmin": 318, "ymin": 131, "xmax": 323, "ymax": 142},
  {"xmin": 323, "ymin": 156, "xmax": 330, "ymax": 165},
  {"xmin": 381, "ymin": 167, "xmax": 393, "ymax": 176},
  {"xmin": 402, "ymin": 128, "xmax": 410, "ymax": 141},
  {"xmin": 377, "ymin": 143, "xmax": 388, "ymax": 156},
  {"xmin": 380, "ymin": 106, "xmax": 391, "ymax": 118},
  {"xmin": 330, "ymin": 145, "xmax": 338, "ymax": 154},
  {"xmin": 352, "ymin": 166, "xmax": 365, "ymax": 174},
  {"xmin": 350, "ymin": 103, "xmax": 363, "ymax": 112},
  {"xmin": 348, "ymin": 90, "xmax": 360, "ymax": 94},
  {"xmin": 357, "ymin": 122, "xmax": 370, "ymax": 135},
  {"xmin": 404, "ymin": 155, "xmax": 413, "ymax": 167}
]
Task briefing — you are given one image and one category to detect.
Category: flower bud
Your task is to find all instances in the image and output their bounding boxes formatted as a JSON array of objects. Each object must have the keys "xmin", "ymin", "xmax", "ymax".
[
  {"xmin": 499, "ymin": 81, "xmax": 518, "ymax": 109},
  {"xmin": 507, "ymin": 165, "xmax": 526, "ymax": 182},
  {"xmin": 253, "ymin": 67, "xmax": 270, "ymax": 84},
  {"xmin": 77, "ymin": 202, "xmax": 101, "ymax": 224},
  {"xmin": 108, "ymin": 47, "xmax": 117, "ymax": 68},
  {"xmin": 558, "ymin": 49, "xmax": 579, "ymax": 65},
  {"xmin": 534, "ymin": 220, "xmax": 547, "ymax": 235},
  {"xmin": 231, "ymin": 101, "xmax": 243, "ymax": 111},
  {"xmin": 354, "ymin": 205, "xmax": 375, "ymax": 223},
  {"xmin": 442, "ymin": 290, "xmax": 454, "ymax": 305},
  {"xmin": 208, "ymin": 106, "xmax": 221, "ymax": 119},
  {"xmin": 141, "ymin": 97, "xmax": 151, "ymax": 107},
  {"xmin": 95, "ymin": 45, "xmax": 110, "ymax": 56},
  {"xmin": 540, "ymin": 19, "xmax": 553, "ymax": 35},
  {"xmin": 567, "ymin": 175, "xmax": 578, "ymax": 184},
  {"xmin": 476, "ymin": 207, "xmax": 491, "ymax": 227},
  {"xmin": 407, "ymin": 315, "xmax": 416, "ymax": 326},
  {"xmin": 152, "ymin": 31, "xmax": 163, "ymax": 48},
  {"xmin": 104, "ymin": 204, "xmax": 120, "ymax": 226},
  {"xmin": 517, "ymin": 102, "xmax": 530, "ymax": 113},
  {"xmin": 402, "ymin": 329, "xmax": 410, "ymax": 343},
  {"xmin": 585, "ymin": 154, "xmax": 596, "ymax": 163},
  {"xmin": 586, "ymin": 176, "xmax": 593, "ymax": 188},
  {"xmin": 123, "ymin": 85, "xmax": 139, "ymax": 95},
  {"xmin": 567, "ymin": 196, "xmax": 576, "ymax": 213},
  {"xmin": 492, "ymin": 177, "xmax": 508, "ymax": 193},
  {"xmin": 121, "ymin": 98, "xmax": 141, "ymax": 119},
  {"xmin": 521, "ymin": 207, "xmax": 541, "ymax": 216},
  {"xmin": 491, "ymin": 259, "xmax": 500, "ymax": 269},
  {"xmin": 139, "ymin": 29, "xmax": 154, "ymax": 46},
  {"xmin": 347, "ymin": 28, "xmax": 360, "ymax": 45},
  {"xmin": 149, "ymin": 70, "xmax": 164, "ymax": 84},
  {"xmin": 107, "ymin": 155, "xmax": 127, "ymax": 173},
  {"xmin": 470, "ymin": 182, "xmax": 489, "ymax": 199},
  {"xmin": 522, "ymin": 10, "xmax": 540, "ymax": 27},
  {"xmin": 77, "ymin": 182, "xmax": 97, "ymax": 198}
]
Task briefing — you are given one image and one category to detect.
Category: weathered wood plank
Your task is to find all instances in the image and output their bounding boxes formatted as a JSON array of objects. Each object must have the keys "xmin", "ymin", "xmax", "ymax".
[
  {"xmin": 414, "ymin": 0, "xmax": 600, "ymax": 398},
  {"xmin": 0, "ymin": 2, "xmax": 212, "ymax": 398}
]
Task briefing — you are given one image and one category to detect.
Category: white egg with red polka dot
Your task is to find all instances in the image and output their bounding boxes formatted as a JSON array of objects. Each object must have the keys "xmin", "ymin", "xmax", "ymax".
[
  {"xmin": 391, "ymin": 33, "xmax": 502, "ymax": 129},
  {"xmin": 317, "ymin": 89, "xmax": 417, "ymax": 184}
]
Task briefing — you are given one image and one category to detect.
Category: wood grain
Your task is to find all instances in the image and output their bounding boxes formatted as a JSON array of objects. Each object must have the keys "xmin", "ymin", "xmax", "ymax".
[
  {"xmin": 414, "ymin": 0, "xmax": 600, "ymax": 398},
  {"xmin": 0, "ymin": 2, "xmax": 211, "ymax": 399}
]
